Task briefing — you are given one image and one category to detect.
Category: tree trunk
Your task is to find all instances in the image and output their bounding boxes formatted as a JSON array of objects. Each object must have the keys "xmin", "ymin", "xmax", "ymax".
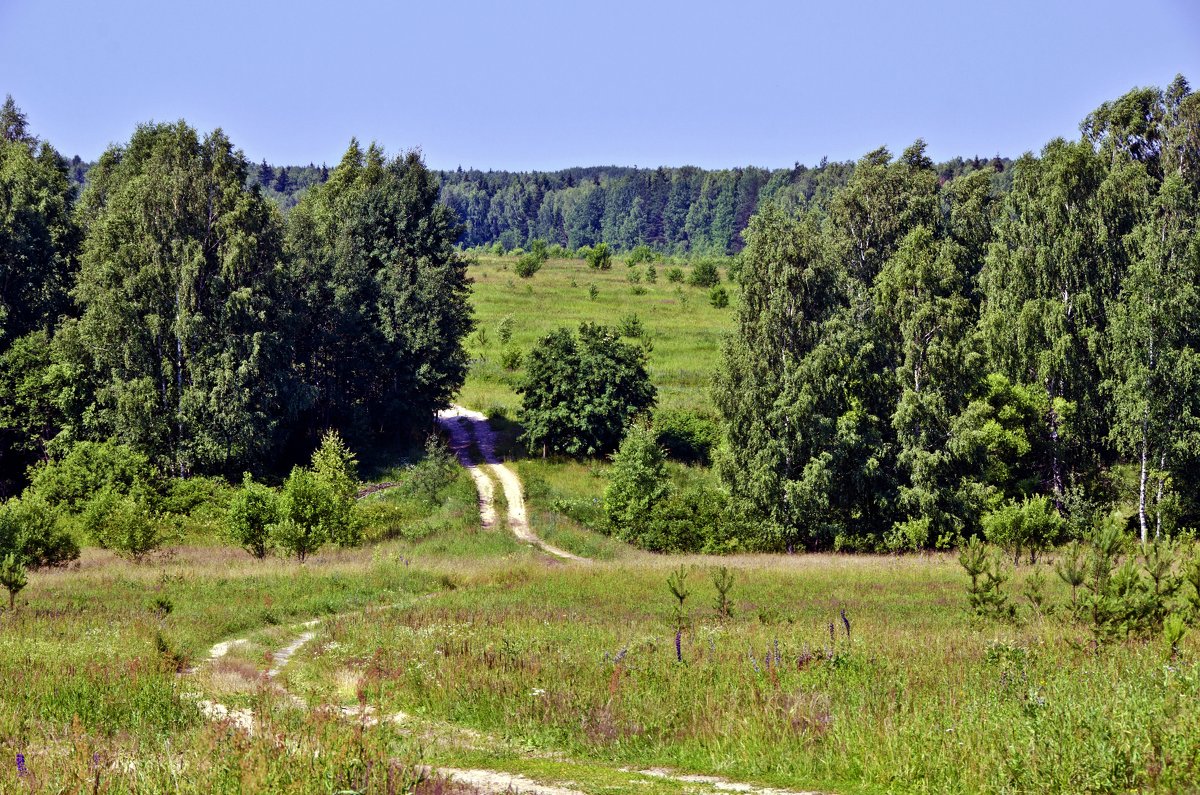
[{"xmin": 1138, "ymin": 422, "xmax": 1149, "ymax": 545}]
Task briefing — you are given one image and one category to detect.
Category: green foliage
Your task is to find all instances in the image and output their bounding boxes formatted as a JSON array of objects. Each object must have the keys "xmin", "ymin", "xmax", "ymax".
[
  {"xmin": 586, "ymin": 242, "xmax": 612, "ymax": 270},
  {"xmin": 68, "ymin": 121, "xmax": 290, "ymax": 477},
  {"xmin": 226, "ymin": 474, "xmax": 279, "ymax": 559},
  {"xmin": 665, "ymin": 564, "xmax": 691, "ymax": 630},
  {"xmin": 0, "ymin": 552, "xmax": 26, "ymax": 609},
  {"xmin": 616, "ymin": 313, "xmax": 644, "ymax": 339},
  {"xmin": 497, "ymin": 315, "xmax": 515, "ymax": 345},
  {"xmin": 273, "ymin": 468, "xmax": 330, "ymax": 562},
  {"xmin": 0, "ymin": 493, "xmax": 78, "ymax": 569},
  {"xmin": 626, "ymin": 245, "xmax": 657, "ymax": 266},
  {"xmin": 603, "ymin": 424, "xmax": 669, "ymax": 542},
  {"xmin": 652, "ymin": 408, "xmax": 721, "ymax": 465},
  {"xmin": 27, "ymin": 440, "xmax": 158, "ymax": 514},
  {"xmin": 308, "ymin": 431, "xmax": 361, "ymax": 547},
  {"xmin": 514, "ymin": 252, "xmax": 543, "ymax": 278},
  {"xmin": 499, "ymin": 347, "xmax": 523, "ymax": 371},
  {"xmin": 687, "ymin": 259, "xmax": 721, "ymax": 288},
  {"xmin": 286, "ymin": 143, "xmax": 473, "ymax": 446},
  {"xmin": 665, "ymin": 266, "xmax": 684, "ymax": 283},
  {"xmin": 711, "ymin": 566, "xmax": 735, "ymax": 619},
  {"xmin": 958, "ymin": 537, "xmax": 1015, "ymax": 620},
  {"xmin": 708, "ymin": 285, "xmax": 729, "ymax": 308},
  {"xmin": 517, "ymin": 323, "xmax": 656, "ymax": 457},
  {"xmin": 982, "ymin": 496, "xmax": 1065, "ymax": 564},
  {"xmin": 84, "ymin": 489, "xmax": 161, "ymax": 559}
]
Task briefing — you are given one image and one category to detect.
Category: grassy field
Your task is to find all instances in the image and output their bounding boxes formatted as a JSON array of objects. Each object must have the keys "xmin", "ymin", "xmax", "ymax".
[
  {"xmin": 11, "ymin": 497, "xmax": 1197, "ymax": 793},
  {"xmin": 459, "ymin": 255, "xmax": 736, "ymax": 416}
]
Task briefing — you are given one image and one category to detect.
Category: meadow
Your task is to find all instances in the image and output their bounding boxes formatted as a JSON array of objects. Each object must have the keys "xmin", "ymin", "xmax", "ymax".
[
  {"xmin": 5, "ymin": 449, "xmax": 1199, "ymax": 793},
  {"xmin": 458, "ymin": 254, "xmax": 735, "ymax": 416}
]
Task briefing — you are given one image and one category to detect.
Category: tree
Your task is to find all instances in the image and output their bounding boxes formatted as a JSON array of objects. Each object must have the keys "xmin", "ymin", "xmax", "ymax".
[
  {"xmin": 0, "ymin": 98, "xmax": 79, "ymax": 491},
  {"xmin": 66, "ymin": 121, "xmax": 292, "ymax": 477},
  {"xmin": 226, "ymin": 474, "xmax": 278, "ymax": 559},
  {"xmin": 286, "ymin": 143, "xmax": 473, "ymax": 445},
  {"xmin": 309, "ymin": 430, "xmax": 360, "ymax": 547},
  {"xmin": 875, "ymin": 226, "xmax": 983, "ymax": 547},
  {"xmin": 517, "ymin": 323, "xmax": 655, "ymax": 457},
  {"xmin": 604, "ymin": 423, "xmax": 669, "ymax": 542},
  {"xmin": 586, "ymin": 242, "xmax": 612, "ymax": 270},
  {"xmin": 273, "ymin": 467, "xmax": 333, "ymax": 562}
]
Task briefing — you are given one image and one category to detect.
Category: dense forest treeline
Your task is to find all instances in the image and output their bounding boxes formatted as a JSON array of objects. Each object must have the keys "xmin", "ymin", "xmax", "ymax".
[
  {"xmin": 5, "ymin": 75, "xmax": 1200, "ymax": 559},
  {"xmin": 705, "ymin": 74, "xmax": 1200, "ymax": 554},
  {"xmin": 0, "ymin": 96, "xmax": 472, "ymax": 496},
  {"xmin": 67, "ymin": 154, "xmax": 1013, "ymax": 256}
]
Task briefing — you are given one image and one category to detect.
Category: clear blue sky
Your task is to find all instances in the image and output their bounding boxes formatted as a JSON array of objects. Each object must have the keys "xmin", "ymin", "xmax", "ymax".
[{"xmin": 2, "ymin": 0, "xmax": 1198, "ymax": 171}]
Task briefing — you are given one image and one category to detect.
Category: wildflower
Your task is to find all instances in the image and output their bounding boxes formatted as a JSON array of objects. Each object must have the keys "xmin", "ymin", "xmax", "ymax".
[
  {"xmin": 529, "ymin": 688, "xmax": 546, "ymax": 698},
  {"xmin": 614, "ymin": 647, "xmax": 627, "ymax": 664},
  {"xmin": 840, "ymin": 608, "xmax": 851, "ymax": 641},
  {"xmin": 674, "ymin": 630, "xmax": 682, "ymax": 663},
  {"xmin": 773, "ymin": 638, "xmax": 781, "ymax": 666},
  {"xmin": 16, "ymin": 753, "xmax": 27, "ymax": 777}
]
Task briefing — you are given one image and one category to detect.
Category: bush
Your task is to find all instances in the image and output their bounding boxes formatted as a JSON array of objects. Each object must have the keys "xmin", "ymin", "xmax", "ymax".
[
  {"xmin": 517, "ymin": 323, "xmax": 656, "ymax": 457},
  {"xmin": 309, "ymin": 431, "xmax": 361, "ymax": 547},
  {"xmin": 982, "ymin": 496, "xmax": 1065, "ymax": 563},
  {"xmin": 586, "ymin": 242, "xmax": 612, "ymax": 270},
  {"xmin": 0, "ymin": 494, "xmax": 79, "ymax": 569},
  {"xmin": 653, "ymin": 409, "xmax": 722, "ymax": 465},
  {"xmin": 627, "ymin": 245, "xmax": 657, "ymax": 266},
  {"xmin": 226, "ymin": 475, "xmax": 279, "ymax": 559},
  {"xmin": 27, "ymin": 440, "xmax": 159, "ymax": 513},
  {"xmin": 85, "ymin": 489, "xmax": 161, "ymax": 559},
  {"xmin": 617, "ymin": 314, "xmax": 645, "ymax": 339},
  {"xmin": 666, "ymin": 266, "xmax": 685, "ymax": 283},
  {"xmin": 500, "ymin": 347, "xmax": 523, "ymax": 371},
  {"xmin": 709, "ymin": 285, "xmax": 730, "ymax": 308},
  {"xmin": 604, "ymin": 425, "xmax": 670, "ymax": 540},
  {"xmin": 273, "ymin": 468, "xmax": 332, "ymax": 562},
  {"xmin": 514, "ymin": 253, "xmax": 542, "ymax": 278},
  {"xmin": 646, "ymin": 264, "xmax": 657, "ymax": 283},
  {"xmin": 497, "ymin": 315, "xmax": 515, "ymax": 344},
  {"xmin": 688, "ymin": 259, "xmax": 721, "ymax": 288}
]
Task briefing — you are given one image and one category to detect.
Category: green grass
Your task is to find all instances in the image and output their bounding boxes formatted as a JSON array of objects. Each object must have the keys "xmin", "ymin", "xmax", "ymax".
[{"xmin": 461, "ymin": 255, "xmax": 736, "ymax": 416}]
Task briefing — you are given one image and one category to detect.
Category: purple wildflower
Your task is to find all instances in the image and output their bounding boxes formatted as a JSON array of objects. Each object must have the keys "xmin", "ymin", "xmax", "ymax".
[
  {"xmin": 16, "ymin": 753, "xmax": 27, "ymax": 776},
  {"xmin": 773, "ymin": 638, "xmax": 781, "ymax": 665},
  {"xmin": 841, "ymin": 608, "xmax": 851, "ymax": 641},
  {"xmin": 674, "ymin": 630, "xmax": 682, "ymax": 662}
]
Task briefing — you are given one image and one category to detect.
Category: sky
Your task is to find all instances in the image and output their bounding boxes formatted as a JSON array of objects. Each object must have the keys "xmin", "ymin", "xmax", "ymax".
[{"xmin": 2, "ymin": 0, "xmax": 1199, "ymax": 171}]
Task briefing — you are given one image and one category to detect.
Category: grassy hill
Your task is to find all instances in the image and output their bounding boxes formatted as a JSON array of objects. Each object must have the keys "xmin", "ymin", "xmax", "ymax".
[{"xmin": 459, "ymin": 254, "xmax": 736, "ymax": 418}]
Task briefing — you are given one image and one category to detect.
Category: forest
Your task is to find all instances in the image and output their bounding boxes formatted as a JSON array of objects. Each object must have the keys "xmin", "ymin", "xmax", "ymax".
[{"xmin": 3, "ymin": 76, "xmax": 1200, "ymax": 559}]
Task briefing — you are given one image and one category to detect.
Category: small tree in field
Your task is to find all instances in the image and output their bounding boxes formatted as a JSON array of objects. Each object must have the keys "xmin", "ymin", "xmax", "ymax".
[
  {"xmin": 604, "ymin": 424, "xmax": 670, "ymax": 542},
  {"xmin": 517, "ymin": 323, "xmax": 656, "ymax": 457},
  {"xmin": 586, "ymin": 242, "xmax": 612, "ymax": 270},
  {"xmin": 310, "ymin": 430, "xmax": 361, "ymax": 547},
  {"xmin": 226, "ymin": 475, "xmax": 279, "ymax": 559},
  {"xmin": 273, "ymin": 468, "xmax": 331, "ymax": 562}
]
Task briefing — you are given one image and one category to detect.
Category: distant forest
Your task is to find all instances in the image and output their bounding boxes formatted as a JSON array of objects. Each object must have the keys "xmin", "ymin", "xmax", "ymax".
[{"xmin": 65, "ymin": 154, "xmax": 1013, "ymax": 255}]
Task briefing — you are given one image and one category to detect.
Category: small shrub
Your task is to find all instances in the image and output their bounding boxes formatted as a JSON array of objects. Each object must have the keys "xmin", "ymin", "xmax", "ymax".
[
  {"xmin": 709, "ymin": 285, "xmax": 729, "ymax": 308},
  {"xmin": 86, "ymin": 489, "xmax": 161, "ymax": 559},
  {"xmin": 514, "ymin": 253, "xmax": 542, "ymax": 278},
  {"xmin": 688, "ymin": 259, "xmax": 721, "ymax": 288},
  {"xmin": 0, "ymin": 553, "xmax": 27, "ymax": 610},
  {"xmin": 497, "ymin": 315, "xmax": 515, "ymax": 344},
  {"xmin": 226, "ymin": 474, "xmax": 279, "ymax": 559},
  {"xmin": 273, "ymin": 468, "xmax": 330, "ymax": 562},
  {"xmin": 627, "ymin": 245, "xmax": 656, "ymax": 266},
  {"xmin": 958, "ymin": 537, "xmax": 1016, "ymax": 619},
  {"xmin": 712, "ymin": 566, "xmax": 735, "ymax": 619},
  {"xmin": 653, "ymin": 408, "xmax": 721, "ymax": 465},
  {"xmin": 983, "ymin": 496, "xmax": 1064, "ymax": 564},
  {"xmin": 500, "ymin": 347, "xmax": 523, "ymax": 371},
  {"xmin": 666, "ymin": 266, "xmax": 684, "ymax": 283},
  {"xmin": 666, "ymin": 564, "xmax": 691, "ymax": 631},
  {"xmin": 646, "ymin": 264, "xmax": 657, "ymax": 283},
  {"xmin": 586, "ymin": 242, "xmax": 612, "ymax": 270},
  {"xmin": 617, "ymin": 314, "xmax": 645, "ymax": 339},
  {"xmin": 588, "ymin": 283, "xmax": 599, "ymax": 301}
]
